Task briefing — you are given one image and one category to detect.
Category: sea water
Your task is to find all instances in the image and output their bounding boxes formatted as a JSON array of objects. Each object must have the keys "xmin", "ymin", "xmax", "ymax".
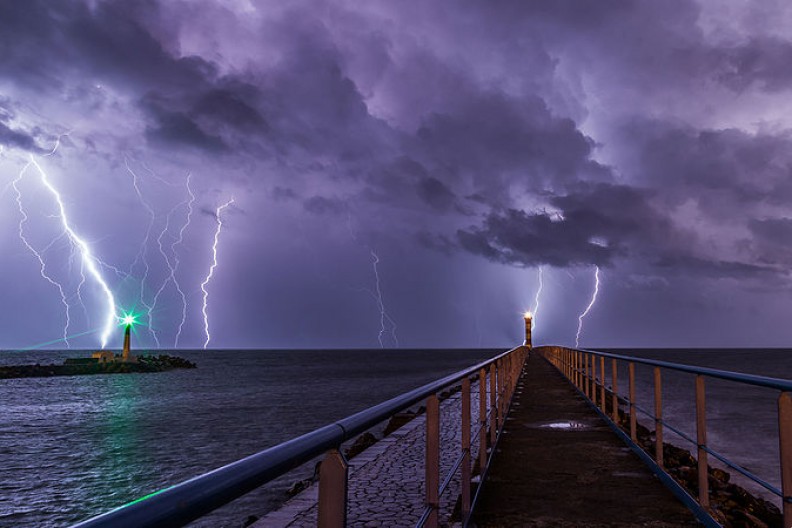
[{"xmin": 0, "ymin": 348, "xmax": 499, "ymax": 527}]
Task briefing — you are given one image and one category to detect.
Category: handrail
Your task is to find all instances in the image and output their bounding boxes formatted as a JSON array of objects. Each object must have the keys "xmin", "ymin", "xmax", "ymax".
[
  {"xmin": 72, "ymin": 346, "xmax": 525, "ymax": 528},
  {"xmin": 541, "ymin": 345, "xmax": 792, "ymax": 528},
  {"xmin": 573, "ymin": 346, "xmax": 792, "ymax": 392}
]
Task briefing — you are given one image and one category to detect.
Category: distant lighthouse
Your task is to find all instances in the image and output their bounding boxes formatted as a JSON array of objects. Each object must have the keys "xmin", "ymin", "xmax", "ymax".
[
  {"xmin": 523, "ymin": 312, "xmax": 532, "ymax": 348},
  {"xmin": 122, "ymin": 323, "xmax": 132, "ymax": 362}
]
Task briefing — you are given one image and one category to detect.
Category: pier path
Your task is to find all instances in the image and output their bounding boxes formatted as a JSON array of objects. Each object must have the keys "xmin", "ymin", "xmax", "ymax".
[
  {"xmin": 257, "ymin": 352, "xmax": 702, "ymax": 527},
  {"xmin": 472, "ymin": 353, "xmax": 699, "ymax": 527}
]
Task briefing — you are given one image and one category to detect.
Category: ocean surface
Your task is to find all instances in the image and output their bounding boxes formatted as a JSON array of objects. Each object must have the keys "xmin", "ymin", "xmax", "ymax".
[
  {"xmin": 0, "ymin": 348, "xmax": 501, "ymax": 527},
  {"xmin": 1, "ymin": 348, "xmax": 791, "ymax": 527}
]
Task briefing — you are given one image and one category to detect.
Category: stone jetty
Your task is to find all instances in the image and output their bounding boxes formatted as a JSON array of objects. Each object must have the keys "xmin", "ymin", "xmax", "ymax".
[{"xmin": 0, "ymin": 354, "xmax": 196, "ymax": 379}]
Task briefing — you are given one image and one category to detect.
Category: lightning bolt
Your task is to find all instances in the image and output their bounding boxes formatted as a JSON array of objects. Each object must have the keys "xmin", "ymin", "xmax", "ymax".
[
  {"xmin": 124, "ymin": 157, "xmax": 157, "ymax": 345},
  {"xmin": 148, "ymin": 174, "xmax": 194, "ymax": 348},
  {"xmin": 24, "ymin": 152, "xmax": 118, "ymax": 347},
  {"xmin": 346, "ymin": 210, "xmax": 399, "ymax": 347},
  {"xmin": 11, "ymin": 162, "xmax": 73, "ymax": 346},
  {"xmin": 124, "ymin": 160, "xmax": 196, "ymax": 348},
  {"xmin": 532, "ymin": 266, "xmax": 544, "ymax": 331},
  {"xmin": 71, "ymin": 240, "xmax": 91, "ymax": 328},
  {"xmin": 370, "ymin": 250, "xmax": 399, "ymax": 348},
  {"xmin": 149, "ymin": 200, "xmax": 180, "ymax": 346},
  {"xmin": 201, "ymin": 198, "xmax": 234, "ymax": 349},
  {"xmin": 575, "ymin": 266, "xmax": 600, "ymax": 348},
  {"xmin": 172, "ymin": 174, "xmax": 195, "ymax": 347},
  {"xmin": 11, "ymin": 136, "xmax": 118, "ymax": 348}
]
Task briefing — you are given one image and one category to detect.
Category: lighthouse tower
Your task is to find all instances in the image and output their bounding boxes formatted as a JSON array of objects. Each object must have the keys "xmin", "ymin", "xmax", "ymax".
[
  {"xmin": 121, "ymin": 323, "xmax": 137, "ymax": 362},
  {"xmin": 523, "ymin": 312, "xmax": 532, "ymax": 348}
]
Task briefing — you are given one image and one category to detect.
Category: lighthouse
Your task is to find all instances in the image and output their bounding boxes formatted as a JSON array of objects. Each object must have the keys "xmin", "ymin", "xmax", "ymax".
[
  {"xmin": 122, "ymin": 323, "xmax": 132, "ymax": 362},
  {"xmin": 523, "ymin": 312, "xmax": 532, "ymax": 348},
  {"xmin": 118, "ymin": 312, "xmax": 138, "ymax": 363}
]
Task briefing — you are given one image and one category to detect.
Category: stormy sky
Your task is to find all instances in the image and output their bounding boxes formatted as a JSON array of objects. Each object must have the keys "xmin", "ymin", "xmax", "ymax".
[{"xmin": 2, "ymin": 0, "xmax": 792, "ymax": 350}]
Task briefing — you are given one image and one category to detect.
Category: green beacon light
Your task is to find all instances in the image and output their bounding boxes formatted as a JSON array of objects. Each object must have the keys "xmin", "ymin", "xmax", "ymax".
[
  {"xmin": 117, "ymin": 310, "xmax": 141, "ymax": 363},
  {"xmin": 118, "ymin": 311, "xmax": 140, "ymax": 328}
]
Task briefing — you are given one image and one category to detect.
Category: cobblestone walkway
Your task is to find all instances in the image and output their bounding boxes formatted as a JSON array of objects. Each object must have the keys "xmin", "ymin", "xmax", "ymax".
[{"xmin": 255, "ymin": 381, "xmax": 485, "ymax": 528}]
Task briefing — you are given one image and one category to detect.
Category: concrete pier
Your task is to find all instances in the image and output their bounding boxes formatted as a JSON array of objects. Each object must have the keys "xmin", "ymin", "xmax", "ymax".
[{"xmin": 472, "ymin": 353, "xmax": 699, "ymax": 527}]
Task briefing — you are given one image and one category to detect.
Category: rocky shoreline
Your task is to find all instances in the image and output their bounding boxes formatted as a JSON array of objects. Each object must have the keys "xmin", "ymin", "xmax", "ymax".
[{"xmin": 0, "ymin": 354, "xmax": 197, "ymax": 379}]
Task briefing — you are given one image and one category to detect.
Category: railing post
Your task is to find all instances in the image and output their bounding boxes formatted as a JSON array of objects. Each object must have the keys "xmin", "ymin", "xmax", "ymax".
[
  {"xmin": 591, "ymin": 354, "xmax": 596, "ymax": 402},
  {"xmin": 629, "ymin": 362, "xmax": 637, "ymax": 442},
  {"xmin": 489, "ymin": 364, "xmax": 497, "ymax": 445},
  {"xmin": 502, "ymin": 359, "xmax": 507, "ymax": 417},
  {"xmin": 654, "ymin": 367, "xmax": 664, "ymax": 468},
  {"xmin": 495, "ymin": 360, "xmax": 503, "ymax": 431},
  {"xmin": 503, "ymin": 357, "xmax": 509, "ymax": 400},
  {"xmin": 479, "ymin": 368, "xmax": 487, "ymax": 471},
  {"xmin": 504, "ymin": 357, "xmax": 510, "ymax": 413},
  {"xmin": 583, "ymin": 353, "xmax": 591, "ymax": 398},
  {"xmin": 573, "ymin": 351, "xmax": 577, "ymax": 387},
  {"xmin": 696, "ymin": 375, "xmax": 709, "ymax": 509},
  {"xmin": 611, "ymin": 359, "xmax": 619, "ymax": 423},
  {"xmin": 461, "ymin": 377, "xmax": 471, "ymax": 520},
  {"xmin": 511, "ymin": 354, "xmax": 515, "ymax": 392},
  {"xmin": 318, "ymin": 449, "xmax": 349, "ymax": 528},
  {"xmin": 565, "ymin": 350, "xmax": 569, "ymax": 378},
  {"xmin": 426, "ymin": 394, "xmax": 440, "ymax": 528},
  {"xmin": 778, "ymin": 392, "xmax": 792, "ymax": 527},
  {"xmin": 600, "ymin": 356, "xmax": 606, "ymax": 411}
]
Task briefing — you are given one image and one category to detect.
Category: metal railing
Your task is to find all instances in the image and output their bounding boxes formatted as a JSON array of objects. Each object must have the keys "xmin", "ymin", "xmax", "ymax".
[
  {"xmin": 71, "ymin": 346, "xmax": 528, "ymax": 528},
  {"xmin": 541, "ymin": 345, "xmax": 792, "ymax": 527}
]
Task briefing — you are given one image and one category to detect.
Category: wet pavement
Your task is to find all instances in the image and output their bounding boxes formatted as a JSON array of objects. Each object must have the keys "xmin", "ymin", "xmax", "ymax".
[{"xmin": 472, "ymin": 352, "xmax": 700, "ymax": 528}]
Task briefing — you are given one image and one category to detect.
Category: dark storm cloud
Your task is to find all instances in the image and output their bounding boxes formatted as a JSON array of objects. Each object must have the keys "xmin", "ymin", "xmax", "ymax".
[
  {"xmin": 272, "ymin": 187, "xmax": 299, "ymax": 202},
  {"xmin": 713, "ymin": 37, "xmax": 792, "ymax": 92},
  {"xmin": 192, "ymin": 88, "xmax": 269, "ymax": 133},
  {"xmin": 414, "ymin": 231, "xmax": 455, "ymax": 255},
  {"xmin": 138, "ymin": 79, "xmax": 270, "ymax": 152},
  {"xmin": 456, "ymin": 194, "xmax": 783, "ymax": 280},
  {"xmin": 746, "ymin": 218, "xmax": 792, "ymax": 267},
  {"xmin": 750, "ymin": 218, "xmax": 792, "ymax": 243},
  {"xmin": 417, "ymin": 176, "xmax": 457, "ymax": 211},
  {"xmin": 362, "ymin": 157, "xmax": 464, "ymax": 213},
  {"xmin": 142, "ymin": 97, "xmax": 229, "ymax": 153},
  {"xmin": 654, "ymin": 255, "xmax": 780, "ymax": 279},
  {"xmin": 620, "ymin": 120, "xmax": 792, "ymax": 216},
  {"xmin": 135, "ymin": 12, "xmax": 390, "ymax": 158},
  {"xmin": 458, "ymin": 207, "xmax": 613, "ymax": 268},
  {"xmin": 487, "ymin": 0, "xmax": 792, "ymax": 98},
  {"xmin": 456, "ymin": 183, "xmax": 669, "ymax": 268},
  {"xmin": 0, "ymin": 0, "xmax": 215, "ymax": 93},
  {"xmin": 413, "ymin": 93, "xmax": 609, "ymax": 198},
  {"xmin": 303, "ymin": 196, "xmax": 346, "ymax": 215},
  {"xmin": 0, "ymin": 0, "xmax": 628, "ymax": 183},
  {"xmin": 454, "ymin": 181, "xmax": 775, "ymax": 280},
  {"xmin": 0, "ymin": 100, "xmax": 44, "ymax": 153},
  {"xmin": 0, "ymin": 0, "xmax": 270, "ymax": 154},
  {"xmin": 0, "ymin": 122, "xmax": 42, "ymax": 153}
]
